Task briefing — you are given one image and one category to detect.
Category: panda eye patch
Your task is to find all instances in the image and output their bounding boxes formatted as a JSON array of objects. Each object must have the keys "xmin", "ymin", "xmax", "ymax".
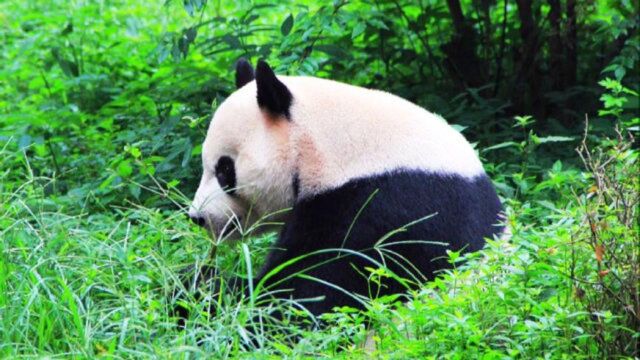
[{"xmin": 214, "ymin": 156, "xmax": 236, "ymax": 194}]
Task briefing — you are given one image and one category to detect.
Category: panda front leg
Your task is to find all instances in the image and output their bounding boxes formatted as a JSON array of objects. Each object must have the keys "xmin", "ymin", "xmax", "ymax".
[
  {"xmin": 171, "ymin": 264, "xmax": 231, "ymax": 327},
  {"xmin": 173, "ymin": 236, "xmax": 374, "ymax": 328},
  {"xmin": 171, "ymin": 246, "xmax": 286, "ymax": 326},
  {"xmin": 250, "ymin": 244, "xmax": 374, "ymax": 319}
]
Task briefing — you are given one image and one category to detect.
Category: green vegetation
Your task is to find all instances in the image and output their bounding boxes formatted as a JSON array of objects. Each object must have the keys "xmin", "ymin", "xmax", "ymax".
[{"xmin": 1, "ymin": 0, "xmax": 638, "ymax": 358}]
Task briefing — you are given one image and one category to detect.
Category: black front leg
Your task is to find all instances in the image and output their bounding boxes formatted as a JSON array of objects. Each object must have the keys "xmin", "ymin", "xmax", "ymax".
[
  {"xmin": 171, "ymin": 265, "xmax": 218, "ymax": 327},
  {"xmin": 173, "ymin": 235, "xmax": 378, "ymax": 325}
]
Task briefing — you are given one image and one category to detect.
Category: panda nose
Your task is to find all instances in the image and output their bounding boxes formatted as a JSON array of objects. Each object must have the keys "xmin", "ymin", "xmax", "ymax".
[{"xmin": 188, "ymin": 214, "xmax": 207, "ymax": 228}]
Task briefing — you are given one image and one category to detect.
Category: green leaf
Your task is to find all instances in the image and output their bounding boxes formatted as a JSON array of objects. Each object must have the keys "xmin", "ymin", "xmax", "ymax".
[
  {"xmin": 183, "ymin": 0, "xmax": 206, "ymax": 17},
  {"xmin": 51, "ymin": 48, "xmax": 79, "ymax": 77},
  {"xmin": 451, "ymin": 124, "xmax": 468, "ymax": 133},
  {"xmin": 281, "ymin": 14, "xmax": 294, "ymax": 36},
  {"xmin": 352, "ymin": 22, "xmax": 366, "ymax": 39},
  {"xmin": 98, "ymin": 174, "xmax": 116, "ymax": 190},
  {"xmin": 222, "ymin": 34, "xmax": 241, "ymax": 48},
  {"xmin": 483, "ymin": 141, "xmax": 519, "ymax": 152},
  {"xmin": 181, "ymin": 141, "xmax": 193, "ymax": 167},
  {"xmin": 536, "ymin": 136, "xmax": 574, "ymax": 144},
  {"xmin": 185, "ymin": 27, "xmax": 197, "ymax": 43},
  {"xmin": 117, "ymin": 161, "xmax": 133, "ymax": 177},
  {"xmin": 128, "ymin": 184, "xmax": 141, "ymax": 199},
  {"xmin": 130, "ymin": 147, "xmax": 141, "ymax": 159}
]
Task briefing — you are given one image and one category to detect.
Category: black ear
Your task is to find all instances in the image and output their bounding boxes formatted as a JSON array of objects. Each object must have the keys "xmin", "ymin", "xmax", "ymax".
[
  {"xmin": 255, "ymin": 59, "xmax": 292, "ymax": 119},
  {"xmin": 235, "ymin": 58, "xmax": 255, "ymax": 89}
]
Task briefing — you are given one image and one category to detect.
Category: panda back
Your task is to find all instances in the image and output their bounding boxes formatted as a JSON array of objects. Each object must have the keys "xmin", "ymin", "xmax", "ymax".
[{"xmin": 282, "ymin": 76, "xmax": 485, "ymax": 198}]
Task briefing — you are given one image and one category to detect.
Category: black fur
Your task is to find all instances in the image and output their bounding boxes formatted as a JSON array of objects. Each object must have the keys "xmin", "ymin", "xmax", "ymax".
[
  {"xmin": 235, "ymin": 58, "xmax": 255, "ymax": 88},
  {"xmin": 194, "ymin": 169, "xmax": 503, "ymax": 317},
  {"xmin": 292, "ymin": 173, "xmax": 300, "ymax": 200},
  {"xmin": 255, "ymin": 60, "xmax": 293, "ymax": 119},
  {"xmin": 214, "ymin": 156, "xmax": 236, "ymax": 195}
]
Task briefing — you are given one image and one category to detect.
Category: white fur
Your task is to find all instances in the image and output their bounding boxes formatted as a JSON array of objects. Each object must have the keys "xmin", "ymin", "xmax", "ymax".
[
  {"xmin": 189, "ymin": 76, "xmax": 485, "ymax": 235},
  {"xmin": 284, "ymin": 76, "xmax": 484, "ymax": 196}
]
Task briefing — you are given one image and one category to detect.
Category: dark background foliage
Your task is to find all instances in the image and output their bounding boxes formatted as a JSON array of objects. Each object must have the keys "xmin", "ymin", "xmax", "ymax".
[
  {"xmin": 2, "ymin": 0, "xmax": 638, "ymax": 209},
  {"xmin": 0, "ymin": 0, "xmax": 638, "ymax": 357}
]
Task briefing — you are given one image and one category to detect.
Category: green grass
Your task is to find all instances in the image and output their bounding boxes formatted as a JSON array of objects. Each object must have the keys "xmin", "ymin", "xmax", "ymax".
[
  {"xmin": 1, "ymin": 0, "xmax": 638, "ymax": 358},
  {"xmin": 2, "ymin": 143, "xmax": 637, "ymax": 358}
]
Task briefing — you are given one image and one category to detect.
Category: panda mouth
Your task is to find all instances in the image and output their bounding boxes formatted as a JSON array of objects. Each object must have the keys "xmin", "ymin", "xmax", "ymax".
[
  {"xmin": 194, "ymin": 206, "xmax": 291, "ymax": 243},
  {"xmin": 209, "ymin": 215, "xmax": 244, "ymax": 242},
  {"xmin": 218, "ymin": 220, "xmax": 241, "ymax": 240}
]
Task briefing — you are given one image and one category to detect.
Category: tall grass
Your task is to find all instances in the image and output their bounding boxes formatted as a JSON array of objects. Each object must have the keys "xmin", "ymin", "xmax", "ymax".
[
  {"xmin": 2, "ymin": 134, "xmax": 638, "ymax": 358},
  {"xmin": 0, "ymin": 0, "xmax": 637, "ymax": 355}
]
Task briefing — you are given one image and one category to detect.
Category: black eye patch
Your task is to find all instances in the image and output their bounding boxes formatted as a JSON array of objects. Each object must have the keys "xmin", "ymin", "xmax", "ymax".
[{"xmin": 214, "ymin": 156, "xmax": 237, "ymax": 195}]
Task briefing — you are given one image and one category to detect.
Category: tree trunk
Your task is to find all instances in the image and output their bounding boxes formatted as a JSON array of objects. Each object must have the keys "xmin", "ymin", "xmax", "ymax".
[
  {"xmin": 514, "ymin": 0, "xmax": 544, "ymax": 121},
  {"xmin": 548, "ymin": 0, "xmax": 569, "ymax": 125},
  {"xmin": 563, "ymin": 0, "xmax": 579, "ymax": 127},
  {"xmin": 565, "ymin": 0, "xmax": 578, "ymax": 88},
  {"xmin": 442, "ymin": 0, "xmax": 488, "ymax": 93},
  {"xmin": 493, "ymin": 0, "xmax": 509, "ymax": 97},
  {"xmin": 447, "ymin": 0, "xmax": 466, "ymax": 34},
  {"xmin": 548, "ymin": 0, "xmax": 564, "ymax": 92}
]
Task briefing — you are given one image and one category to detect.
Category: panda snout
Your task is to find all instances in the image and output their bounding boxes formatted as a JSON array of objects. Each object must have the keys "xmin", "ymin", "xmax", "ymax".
[
  {"xmin": 186, "ymin": 211, "xmax": 243, "ymax": 240},
  {"xmin": 188, "ymin": 213, "xmax": 207, "ymax": 228}
]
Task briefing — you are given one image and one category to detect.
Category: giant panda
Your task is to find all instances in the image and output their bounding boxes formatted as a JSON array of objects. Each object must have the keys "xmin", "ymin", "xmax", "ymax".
[{"xmin": 186, "ymin": 59, "xmax": 503, "ymax": 317}]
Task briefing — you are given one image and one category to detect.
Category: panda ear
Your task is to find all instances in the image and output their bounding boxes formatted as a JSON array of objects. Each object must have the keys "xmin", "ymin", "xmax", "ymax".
[
  {"xmin": 235, "ymin": 58, "xmax": 255, "ymax": 89},
  {"xmin": 255, "ymin": 59, "xmax": 292, "ymax": 120}
]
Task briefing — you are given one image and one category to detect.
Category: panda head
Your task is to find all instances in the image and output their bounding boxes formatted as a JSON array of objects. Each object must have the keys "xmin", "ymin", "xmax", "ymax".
[{"xmin": 188, "ymin": 59, "xmax": 297, "ymax": 239}]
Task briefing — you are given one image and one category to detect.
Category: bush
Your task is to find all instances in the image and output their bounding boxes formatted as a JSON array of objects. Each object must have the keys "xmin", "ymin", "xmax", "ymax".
[{"xmin": 1, "ymin": 0, "xmax": 638, "ymax": 357}]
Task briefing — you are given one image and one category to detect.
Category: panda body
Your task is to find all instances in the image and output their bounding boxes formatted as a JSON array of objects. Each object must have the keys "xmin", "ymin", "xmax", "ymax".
[
  {"xmin": 188, "ymin": 60, "xmax": 503, "ymax": 316},
  {"xmin": 216, "ymin": 75, "xmax": 485, "ymax": 198}
]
